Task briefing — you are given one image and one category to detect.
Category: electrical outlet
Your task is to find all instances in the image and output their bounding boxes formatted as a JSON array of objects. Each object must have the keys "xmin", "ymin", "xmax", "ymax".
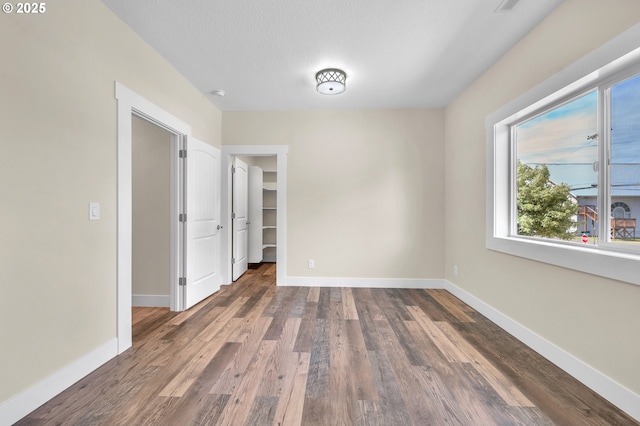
[
  {"xmin": 453, "ymin": 265, "xmax": 459, "ymax": 276},
  {"xmin": 308, "ymin": 259, "xmax": 315, "ymax": 269}
]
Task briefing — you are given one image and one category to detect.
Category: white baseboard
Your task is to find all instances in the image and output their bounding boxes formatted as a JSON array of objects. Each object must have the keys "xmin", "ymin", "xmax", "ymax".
[
  {"xmin": 444, "ymin": 280, "xmax": 640, "ymax": 423},
  {"xmin": 0, "ymin": 338, "xmax": 118, "ymax": 426},
  {"xmin": 132, "ymin": 294, "xmax": 170, "ymax": 307},
  {"xmin": 285, "ymin": 276, "xmax": 446, "ymax": 289}
]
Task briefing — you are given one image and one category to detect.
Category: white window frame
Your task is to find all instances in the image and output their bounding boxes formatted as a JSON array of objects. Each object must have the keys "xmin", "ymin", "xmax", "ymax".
[{"xmin": 486, "ymin": 24, "xmax": 640, "ymax": 287}]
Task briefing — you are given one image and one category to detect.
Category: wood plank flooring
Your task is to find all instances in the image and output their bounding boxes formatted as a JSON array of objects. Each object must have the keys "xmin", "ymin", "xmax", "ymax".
[{"xmin": 17, "ymin": 263, "xmax": 638, "ymax": 425}]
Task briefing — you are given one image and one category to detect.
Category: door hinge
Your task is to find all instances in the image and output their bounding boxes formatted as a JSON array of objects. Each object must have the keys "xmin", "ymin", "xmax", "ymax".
[
  {"xmin": 232, "ymin": 257, "xmax": 236, "ymax": 264},
  {"xmin": 231, "ymin": 212, "xmax": 236, "ymax": 219},
  {"xmin": 232, "ymin": 165, "xmax": 236, "ymax": 174},
  {"xmin": 179, "ymin": 277, "xmax": 186, "ymax": 286},
  {"xmin": 179, "ymin": 149, "xmax": 187, "ymax": 158},
  {"xmin": 179, "ymin": 213, "xmax": 187, "ymax": 222}
]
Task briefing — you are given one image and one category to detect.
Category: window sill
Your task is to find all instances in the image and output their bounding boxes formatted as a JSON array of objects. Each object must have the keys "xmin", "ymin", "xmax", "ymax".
[{"xmin": 487, "ymin": 234, "xmax": 640, "ymax": 286}]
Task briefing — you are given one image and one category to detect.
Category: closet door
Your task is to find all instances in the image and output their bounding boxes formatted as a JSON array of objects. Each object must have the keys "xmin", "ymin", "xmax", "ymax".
[{"xmin": 232, "ymin": 158, "xmax": 249, "ymax": 280}]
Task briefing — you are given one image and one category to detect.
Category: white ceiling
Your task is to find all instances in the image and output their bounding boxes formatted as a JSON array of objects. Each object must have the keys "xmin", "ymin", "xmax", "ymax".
[{"xmin": 101, "ymin": 0, "xmax": 563, "ymax": 111}]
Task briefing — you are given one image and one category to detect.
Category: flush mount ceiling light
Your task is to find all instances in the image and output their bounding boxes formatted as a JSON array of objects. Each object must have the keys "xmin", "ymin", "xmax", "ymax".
[{"xmin": 316, "ymin": 68, "xmax": 346, "ymax": 95}]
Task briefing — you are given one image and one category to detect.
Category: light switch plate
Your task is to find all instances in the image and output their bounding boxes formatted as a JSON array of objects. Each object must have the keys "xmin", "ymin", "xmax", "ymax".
[{"xmin": 89, "ymin": 202, "xmax": 100, "ymax": 221}]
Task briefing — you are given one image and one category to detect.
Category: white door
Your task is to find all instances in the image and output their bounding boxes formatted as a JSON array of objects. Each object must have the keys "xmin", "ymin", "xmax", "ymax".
[
  {"xmin": 232, "ymin": 158, "xmax": 249, "ymax": 280},
  {"xmin": 184, "ymin": 137, "xmax": 221, "ymax": 309},
  {"xmin": 247, "ymin": 166, "xmax": 263, "ymax": 263}
]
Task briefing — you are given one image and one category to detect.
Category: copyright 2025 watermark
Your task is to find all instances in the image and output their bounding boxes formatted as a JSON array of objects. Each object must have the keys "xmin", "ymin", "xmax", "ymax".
[{"xmin": 3, "ymin": 3, "xmax": 47, "ymax": 14}]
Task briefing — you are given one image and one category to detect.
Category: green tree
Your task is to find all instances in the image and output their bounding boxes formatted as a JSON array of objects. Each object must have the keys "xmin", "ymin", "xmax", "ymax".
[{"xmin": 517, "ymin": 161, "xmax": 578, "ymax": 240}]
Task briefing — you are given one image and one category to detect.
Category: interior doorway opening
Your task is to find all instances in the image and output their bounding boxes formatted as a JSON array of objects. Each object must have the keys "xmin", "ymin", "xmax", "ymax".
[
  {"xmin": 232, "ymin": 155, "xmax": 278, "ymax": 281},
  {"xmin": 117, "ymin": 83, "xmax": 224, "ymax": 352},
  {"xmin": 221, "ymin": 145, "xmax": 288, "ymax": 287},
  {"xmin": 116, "ymin": 82, "xmax": 191, "ymax": 354},
  {"xmin": 131, "ymin": 115, "xmax": 173, "ymax": 310}
]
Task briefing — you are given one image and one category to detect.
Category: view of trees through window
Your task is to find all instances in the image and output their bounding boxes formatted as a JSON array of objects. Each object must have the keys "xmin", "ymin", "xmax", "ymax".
[{"xmin": 514, "ymin": 73, "xmax": 640, "ymax": 247}]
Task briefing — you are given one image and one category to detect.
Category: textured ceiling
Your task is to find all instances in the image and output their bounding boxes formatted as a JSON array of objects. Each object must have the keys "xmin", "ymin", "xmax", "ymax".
[{"xmin": 101, "ymin": 0, "xmax": 563, "ymax": 111}]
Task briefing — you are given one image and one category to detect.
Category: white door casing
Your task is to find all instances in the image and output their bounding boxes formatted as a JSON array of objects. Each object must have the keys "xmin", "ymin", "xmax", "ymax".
[
  {"xmin": 183, "ymin": 136, "xmax": 222, "ymax": 309},
  {"xmin": 116, "ymin": 82, "xmax": 191, "ymax": 353},
  {"xmin": 232, "ymin": 157, "xmax": 249, "ymax": 280},
  {"xmin": 247, "ymin": 166, "xmax": 263, "ymax": 263}
]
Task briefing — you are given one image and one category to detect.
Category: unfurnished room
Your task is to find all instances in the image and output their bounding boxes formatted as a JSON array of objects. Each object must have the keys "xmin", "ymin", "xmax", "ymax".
[{"xmin": 2, "ymin": 0, "xmax": 640, "ymax": 425}]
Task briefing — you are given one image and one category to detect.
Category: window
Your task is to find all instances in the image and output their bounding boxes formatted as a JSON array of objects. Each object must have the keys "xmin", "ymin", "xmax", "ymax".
[
  {"xmin": 609, "ymin": 74, "xmax": 640, "ymax": 243},
  {"xmin": 512, "ymin": 73, "xmax": 640, "ymax": 248},
  {"xmin": 611, "ymin": 202, "xmax": 630, "ymax": 219},
  {"xmin": 486, "ymin": 25, "xmax": 640, "ymax": 286},
  {"xmin": 515, "ymin": 91, "xmax": 598, "ymax": 242}
]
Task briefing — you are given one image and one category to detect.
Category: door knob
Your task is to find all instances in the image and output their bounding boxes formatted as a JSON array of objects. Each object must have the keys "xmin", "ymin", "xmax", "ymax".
[{"xmin": 217, "ymin": 225, "xmax": 223, "ymax": 230}]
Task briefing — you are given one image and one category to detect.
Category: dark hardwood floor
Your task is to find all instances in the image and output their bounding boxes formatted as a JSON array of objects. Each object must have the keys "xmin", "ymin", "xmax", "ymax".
[{"xmin": 17, "ymin": 263, "xmax": 638, "ymax": 425}]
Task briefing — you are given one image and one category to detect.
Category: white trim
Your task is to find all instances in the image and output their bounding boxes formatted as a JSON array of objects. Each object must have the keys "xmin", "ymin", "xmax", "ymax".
[
  {"xmin": 444, "ymin": 280, "xmax": 640, "ymax": 423},
  {"xmin": 486, "ymin": 236, "xmax": 640, "ymax": 285},
  {"xmin": 132, "ymin": 294, "xmax": 171, "ymax": 307},
  {"xmin": 116, "ymin": 85, "xmax": 133, "ymax": 355},
  {"xmin": 221, "ymin": 145, "xmax": 288, "ymax": 286},
  {"xmin": 485, "ymin": 24, "xmax": 640, "ymax": 287},
  {"xmin": 286, "ymin": 276, "xmax": 445, "ymax": 289},
  {"xmin": 0, "ymin": 339, "xmax": 117, "ymax": 426},
  {"xmin": 169, "ymin": 134, "xmax": 182, "ymax": 312},
  {"xmin": 115, "ymin": 82, "xmax": 191, "ymax": 354}
]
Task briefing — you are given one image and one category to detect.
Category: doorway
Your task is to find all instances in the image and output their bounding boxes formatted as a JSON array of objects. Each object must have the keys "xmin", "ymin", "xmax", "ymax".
[
  {"xmin": 116, "ymin": 83, "xmax": 186, "ymax": 353},
  {"xmin": 131, "ymin": 115, "xmax": 172, "ymax": 309},
  {"xmin": 232, "ymin": 155, "xmax": 278, "ymax": 281},
  {"xmin": 116, "ymin": 83, "xmax": 222, "ymax": 354},
  {"xmin": 221, "ymin": 146, "xmax": 288, "ymax": 286}
]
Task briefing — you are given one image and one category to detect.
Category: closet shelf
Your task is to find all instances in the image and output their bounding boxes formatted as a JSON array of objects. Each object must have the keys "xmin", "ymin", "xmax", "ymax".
[{"xmin": 263, "ymin": 182, "xmax": 277, "ymax": 191}]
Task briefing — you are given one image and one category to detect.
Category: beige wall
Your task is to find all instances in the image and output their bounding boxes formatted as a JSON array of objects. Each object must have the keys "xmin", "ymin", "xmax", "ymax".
[
  {"xmin": 445, "ymin": 0, "xmax": 640, "ymax": 395},
  {"xmin": 132, "ymin": 116, "xmax": 171, "ymax": 297},
  {"xmin": 223, "ymin": 109, "xmax": 445, "ymax": 278},
  {"xmin": 0, "ymin": 0, "xmax": 220, "ymax": 403}
]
